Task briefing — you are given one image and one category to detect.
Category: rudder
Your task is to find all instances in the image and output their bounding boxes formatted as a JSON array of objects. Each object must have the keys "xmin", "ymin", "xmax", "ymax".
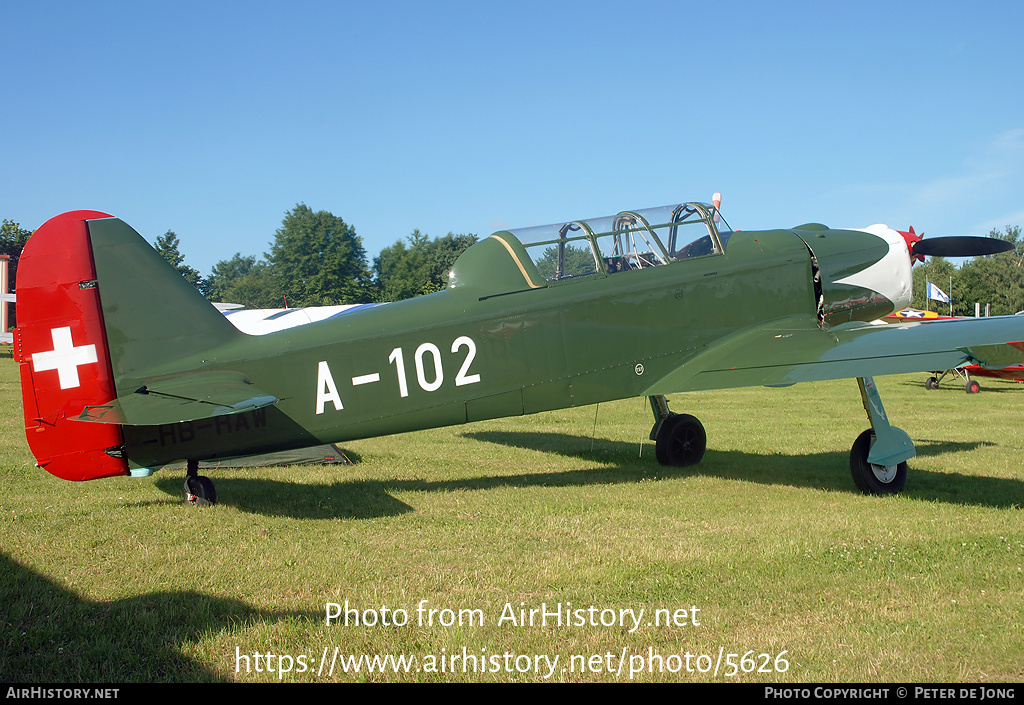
[{"xmin": 15, "ymin": 211, "xmax": 128, "ymax": 480}]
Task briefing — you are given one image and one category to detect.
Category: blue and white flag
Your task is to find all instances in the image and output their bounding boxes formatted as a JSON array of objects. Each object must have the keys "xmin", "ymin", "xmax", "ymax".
[{"xmin": 927, "ymin": 282, "xmax": 951, "ymax": 304}]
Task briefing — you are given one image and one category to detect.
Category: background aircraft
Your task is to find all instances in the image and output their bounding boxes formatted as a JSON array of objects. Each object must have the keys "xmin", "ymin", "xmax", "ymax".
[
  {"xmin": 13, "ymin": 204, "xmax": 1022, "ymax": 504},
  {"xmin": 924, "ymin": 363, "xmax": 1024, "ymax": 393},
  {"xmin": 881, "ymin": 309, "xmax": 1024, "ymax": 392},
  {"xmin": 884, "ymin": 308, "xmax": 947, "ymax": 321}
]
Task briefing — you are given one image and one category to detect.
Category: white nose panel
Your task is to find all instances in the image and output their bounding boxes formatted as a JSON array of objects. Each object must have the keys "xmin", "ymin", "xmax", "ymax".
[{"xmin": 837, "ymin": 224, "xmax": 914, "ymax": 311}]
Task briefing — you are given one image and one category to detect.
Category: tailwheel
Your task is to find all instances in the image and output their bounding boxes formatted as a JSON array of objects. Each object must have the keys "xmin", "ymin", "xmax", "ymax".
[
  {"xmin": 850, "ymin": 429, "xmax": 907, "ymax": 495},
  {"xmin": 655, "ymin": 413, "xmax": 706, "ymax": 467},
  {"xmin": 184, "ymin": 459, "xmax": 216, "ymax": 506},
  {"xmin": 184, "ymin": 475, "xmax": 217, "ymax": 506}
]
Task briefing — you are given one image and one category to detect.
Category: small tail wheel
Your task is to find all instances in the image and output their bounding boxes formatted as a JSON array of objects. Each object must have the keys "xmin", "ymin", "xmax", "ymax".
[{"xmin": 184, "ymin": 475, "xmax": 217, "ymax": 506}]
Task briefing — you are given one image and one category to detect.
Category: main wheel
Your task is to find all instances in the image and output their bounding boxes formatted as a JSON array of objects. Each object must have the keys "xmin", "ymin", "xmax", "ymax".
[
  {"xmin": 925, "ymin": 376, "xmax": 938, "ymax": 390},
  {"xmin": 655, "ymin": 413, "xmax": 706, "ymax": 467},
  {"xmin": 849, "ymin": 429, "xmax": 907, "ymax": 495},
  {"xmin": 184, "ymin": 475, "xmax": 217, "ymax": 506},
  {"xmin": 966, "ymin": 380, "xmax": 981, "ymax": 394}
]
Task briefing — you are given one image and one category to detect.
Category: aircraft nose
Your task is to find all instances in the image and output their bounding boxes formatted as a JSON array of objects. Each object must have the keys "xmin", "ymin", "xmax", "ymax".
[{"xmin": 845, "ymin": 224, "xmax": 915, "ymax": 313}]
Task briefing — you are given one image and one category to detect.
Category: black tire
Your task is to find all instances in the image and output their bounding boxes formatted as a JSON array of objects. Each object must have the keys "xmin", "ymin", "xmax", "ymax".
[
  {"xmin": 925, "ymin": 376, "xmax": 938, "ymax": 390},
  {"xmin": 655, "ymin": 413, "xmax": 706, "ymax": 467},
  {"xmin": 849, "ymin": 429, "xmax": 907, "ymax": 495},
  {"xmin": 184, "ymin": 475, "xmax": 217, "ymax": 506},
  {"xmin": 966, "ymin": 380, "xmax": 981, "ymax": 394}
]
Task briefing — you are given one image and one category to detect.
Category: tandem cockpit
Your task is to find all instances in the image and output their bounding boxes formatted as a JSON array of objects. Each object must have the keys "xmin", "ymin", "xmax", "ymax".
[{"xmin": 500, "ymin": 201, "xmax": 733, "ymax": 283}]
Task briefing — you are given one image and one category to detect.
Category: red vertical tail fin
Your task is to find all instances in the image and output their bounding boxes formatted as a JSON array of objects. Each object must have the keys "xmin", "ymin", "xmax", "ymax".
[{"xmin": 14, "ymin": 211, "xmax": 129, "ymax": 481}]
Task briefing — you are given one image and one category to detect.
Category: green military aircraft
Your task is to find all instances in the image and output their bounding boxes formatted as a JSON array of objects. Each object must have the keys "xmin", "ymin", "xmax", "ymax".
[{"xmin": 14, "ymin": 203, "xmax": 1022, "ymax": 505}]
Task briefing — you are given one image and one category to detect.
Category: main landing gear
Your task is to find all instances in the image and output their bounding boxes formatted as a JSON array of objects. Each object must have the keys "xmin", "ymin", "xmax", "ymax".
[
  {"xmin": 184, "ymin": 459, "xmax": 217, "ymax": 506},
  {"xmin": 849, "ymin": 377, "xmax": 913, "ymax": 494},
  {"xmin": 649, "ymin": 395, "xmax": 706, "ymax": 467},
  {"xmin": 648, "ymin": 378, "xmax": 915, "ymax": 495}
]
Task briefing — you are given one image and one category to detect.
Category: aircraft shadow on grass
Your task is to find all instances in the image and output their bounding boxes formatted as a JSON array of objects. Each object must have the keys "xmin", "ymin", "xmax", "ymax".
[
  {"xmin": 466, "ymin": 430, "xmax": 1022, "ymax": 508},
  {"xmin": 151, "ymin": 476, "xmax": 417, "ymax": 520},
  {"xmin": 0, "ymin": 552, "xmax": 316, "ymax": 682},
  {"xmin": 152, "ymin": 431, "xmax": 1021, "ymax": 520}
]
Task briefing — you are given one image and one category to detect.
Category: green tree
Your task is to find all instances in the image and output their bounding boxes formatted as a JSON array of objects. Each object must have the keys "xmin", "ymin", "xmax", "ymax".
[
  {"xmin": 214, "ymin": 261, "xmax": 286, "ymax": 309},
  {"xmin": 372, "ymin": 230, "xmax": 477, "ymax": 302},
  {"xmin": 1, "ymin": 219, "xmax": 32, "ymax": 287},
  {"xmin": 206, "ymin": 253, "xmax": 257, "ymax": 303},
  {"xmin": 373, "ymin": 230, "xmax": 431, "ymax": 302},
  {"xmin": 266, "ymin": 204, "xmax": 370, "ymax": 306},
  {"xmin": 532, "ymin": 243, "xmax": 596, "ymax": 280},
  {"xmin": 153, "ymin": 230, "xmax": 209, "ymax": 296},
  {"xmin": 426, "ymin": 232, "xmax": 478, "ymax": 287},
  {"xmin": 1, "ymin": 219, "xmax": 33, "ymax": 327},
  {"xmin": 206, "ymin": 253, "xmax": 286, "ymax": 308}
]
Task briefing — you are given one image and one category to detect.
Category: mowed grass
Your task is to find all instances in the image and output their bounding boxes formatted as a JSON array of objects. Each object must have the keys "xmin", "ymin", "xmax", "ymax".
[{"xmin": 1, "ymin": 348, "xmax": 1022, "ymax": 682}]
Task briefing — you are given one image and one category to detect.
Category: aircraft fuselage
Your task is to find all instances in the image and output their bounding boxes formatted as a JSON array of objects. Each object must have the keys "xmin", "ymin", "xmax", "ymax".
[{"xmin": 118, "ymin": 226, "xmax": 891, "ymax": 470}]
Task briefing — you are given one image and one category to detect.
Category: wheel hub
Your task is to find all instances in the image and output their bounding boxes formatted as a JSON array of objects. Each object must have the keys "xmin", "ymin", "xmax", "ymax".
[{"xmin": 870, "ymin": 463, "xmax": 898, "ymax": 484}]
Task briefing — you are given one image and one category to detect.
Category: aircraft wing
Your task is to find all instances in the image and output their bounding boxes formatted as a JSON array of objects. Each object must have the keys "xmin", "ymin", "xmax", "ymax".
[
  {"xmin": 77, "ymin": 370, "xmax": 277, "ymax": 425},
  {"xmin": 644, "ymin": 315, "xmax": 1024, "ymax": 395}
]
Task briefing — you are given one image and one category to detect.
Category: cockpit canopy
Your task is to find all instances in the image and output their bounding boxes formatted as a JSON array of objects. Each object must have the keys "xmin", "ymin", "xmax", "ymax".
[{"xmin": 497, "ymin": 202, "xmax": 732, "ymax": 282}]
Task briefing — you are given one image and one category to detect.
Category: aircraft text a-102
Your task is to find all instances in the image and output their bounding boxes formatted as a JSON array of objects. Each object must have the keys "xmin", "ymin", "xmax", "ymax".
[{"xmin": 13, "ymin": 197, "xmax": 1022, "ymax": 505}]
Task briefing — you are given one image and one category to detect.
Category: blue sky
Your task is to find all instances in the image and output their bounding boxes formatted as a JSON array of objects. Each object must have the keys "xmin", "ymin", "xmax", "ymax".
[{"xmin": 4, "ymin": 1, "xmax": 1023, "ymax": 275}]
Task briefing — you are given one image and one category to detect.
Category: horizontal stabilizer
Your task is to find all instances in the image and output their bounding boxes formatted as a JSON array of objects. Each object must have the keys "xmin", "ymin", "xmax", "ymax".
[{"xmin": 77, "ymin": 371, "xmax": 277, "ymax": 425}]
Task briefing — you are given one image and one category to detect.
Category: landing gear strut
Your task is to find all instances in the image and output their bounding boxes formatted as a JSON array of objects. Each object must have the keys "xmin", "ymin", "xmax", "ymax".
[
  {"xmin": 649, "ymin": 395, "xmax": 706, "ymax": 467},
  {"xmin": 850, "ymin": 377, "xmax": 913, "ymax": 495},
  {"xmin": 184, "ymin": 459, "xmax": 217, "ymax": 506}
]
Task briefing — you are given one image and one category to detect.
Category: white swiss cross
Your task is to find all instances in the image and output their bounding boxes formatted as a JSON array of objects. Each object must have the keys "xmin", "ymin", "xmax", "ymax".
[{"xmin": 32, "ymin": 327, "xmax": 99, "ymax": 390}]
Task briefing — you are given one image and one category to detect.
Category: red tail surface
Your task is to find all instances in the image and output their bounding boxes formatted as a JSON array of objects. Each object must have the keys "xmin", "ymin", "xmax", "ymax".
[{"xmin": 14, "ymin": 211, "xmax": 128, "ymax": 481}]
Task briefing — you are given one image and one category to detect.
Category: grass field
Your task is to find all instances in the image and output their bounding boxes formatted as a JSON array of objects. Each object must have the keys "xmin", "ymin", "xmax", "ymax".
[{"xmin": 1, "ymin": 348, "xmax": 1022, "ymax": 682}]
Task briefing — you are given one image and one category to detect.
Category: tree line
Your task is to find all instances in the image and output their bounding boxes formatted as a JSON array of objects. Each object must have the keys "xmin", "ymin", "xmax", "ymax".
[
  {"xmin": 153, "ymin": 203, "xmax": 478, "ymax": 308},
  {"xmin": 1, "ymin": 205, "xmax": 476, "ymax": 325}
]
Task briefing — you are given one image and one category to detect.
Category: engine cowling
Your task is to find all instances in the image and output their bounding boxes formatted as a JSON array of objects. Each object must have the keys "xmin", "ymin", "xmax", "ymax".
[{"xmin": 792, "ymin": 224, "xmax": 914, "ymax": 326}]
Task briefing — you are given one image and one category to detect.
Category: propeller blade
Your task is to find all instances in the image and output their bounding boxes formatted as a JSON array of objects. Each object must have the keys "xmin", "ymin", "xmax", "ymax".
[{"xmin": 912, "ymin": 236, "xmax": 1014, "ymax": 258}]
